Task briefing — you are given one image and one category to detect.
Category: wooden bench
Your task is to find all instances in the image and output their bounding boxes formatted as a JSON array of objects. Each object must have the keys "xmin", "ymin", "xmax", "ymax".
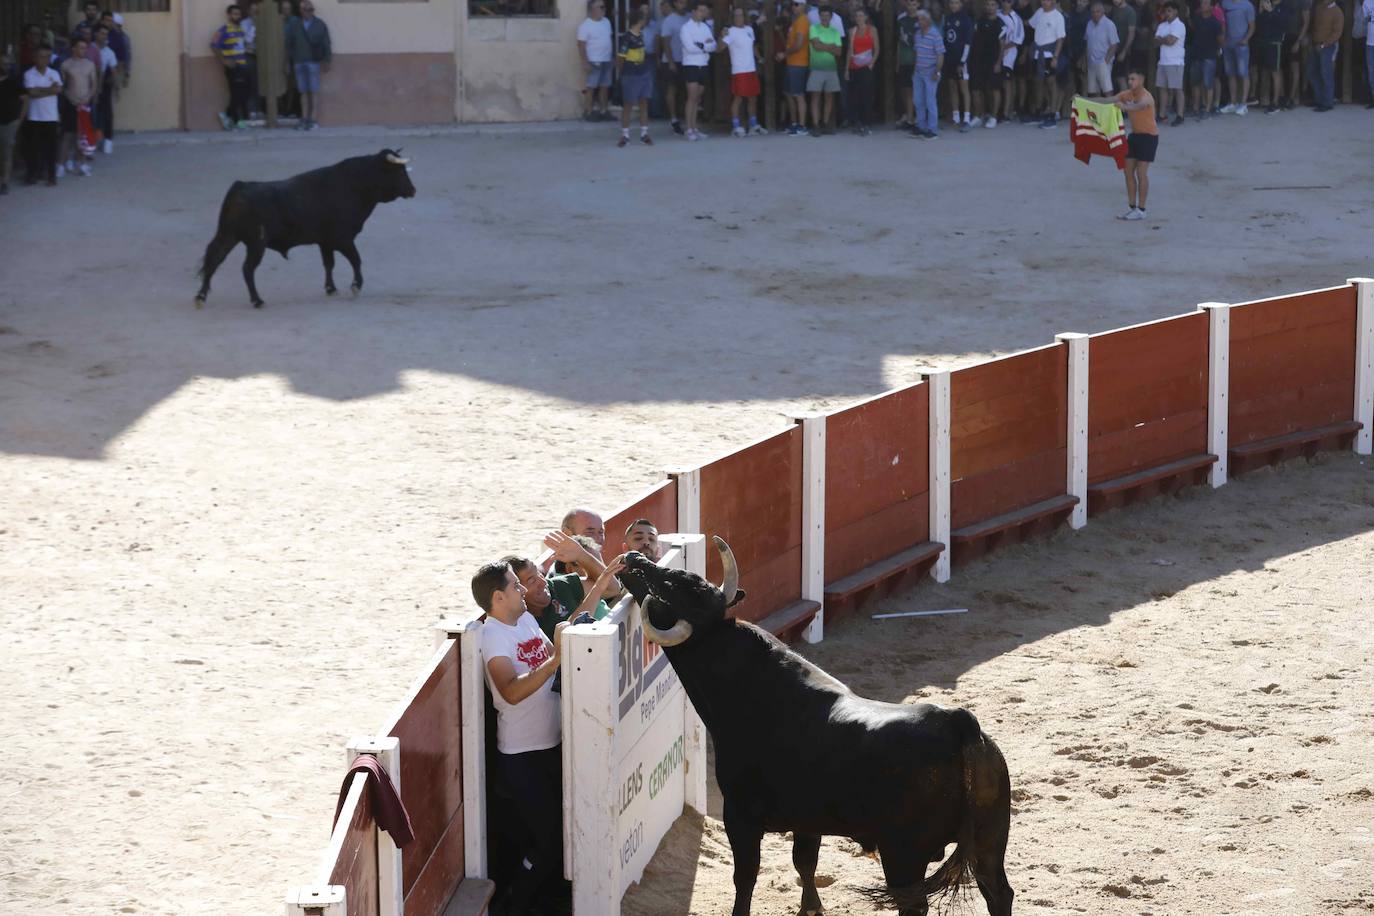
[
  {"xmin": 443, "ymin": 878, "xmax": 496, "ymax": 916},
  {"xmin": 951, "ymin": 493, "xmax": 1079, "ymax": 566},
  {"xmin": 823, "ymin": 541, "xmax": 946, "ymax": 624},
  {"xmin": 1228, "ymin": 421, "xmax": 1363, "ymax": 476},
  {"xmin": 755, "ymin": 599, "xmax": 822, "ymax": 644},
  {"xmin": 1087, "ymin": 453, "xmax": 1218, "ymax": 516}
]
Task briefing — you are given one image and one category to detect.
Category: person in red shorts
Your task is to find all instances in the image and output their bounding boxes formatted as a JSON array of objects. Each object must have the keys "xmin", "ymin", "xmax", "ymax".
[
  {"xmin": 721, "ymin": 6, "xmax": 766, "ymax": 135},
  {"xmin": 1113, "ymin": 67, "xmax": 1158, "ymax": 220}
]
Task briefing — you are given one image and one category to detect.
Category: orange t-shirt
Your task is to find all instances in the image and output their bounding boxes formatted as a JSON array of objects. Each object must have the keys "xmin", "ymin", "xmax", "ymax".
[
  {"xmin": 1116, "ymin": 88, "xmax": 1158, "ymax": 135},
  {"xmin": 786, "ymin": 14, "xmax": 810, "ymax": 66}
]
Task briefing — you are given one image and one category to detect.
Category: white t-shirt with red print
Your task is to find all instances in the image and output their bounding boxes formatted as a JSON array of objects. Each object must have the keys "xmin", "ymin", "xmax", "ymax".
[{"xmin": 479, "ymin": 613, "xmax": 562, "ymax": 755}]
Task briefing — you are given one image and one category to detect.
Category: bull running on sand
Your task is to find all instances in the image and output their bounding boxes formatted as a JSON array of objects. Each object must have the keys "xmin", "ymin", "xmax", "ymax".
[
  {"xmin": 616, "ymin": 539, "xmax": 1014, "ymax": 916},
  {"xmin": 194, "ymin": 149, "xmax": 416, "ymax": 309}
]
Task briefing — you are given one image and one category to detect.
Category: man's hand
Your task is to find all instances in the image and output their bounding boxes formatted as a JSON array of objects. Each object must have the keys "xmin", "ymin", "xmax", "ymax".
[
  {"xmin": 544, "ymin": 530, "xmax": 589, "ymax": 564},
  {"xmin": 553, "ymin": 620, "xmax": 570, "ymax": 659}
]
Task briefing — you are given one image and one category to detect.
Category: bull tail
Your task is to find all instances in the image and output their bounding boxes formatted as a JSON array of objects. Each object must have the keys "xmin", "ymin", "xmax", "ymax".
[{"xmin": 921, "ymin": 709, "xmax": 984, "ymax": 904}]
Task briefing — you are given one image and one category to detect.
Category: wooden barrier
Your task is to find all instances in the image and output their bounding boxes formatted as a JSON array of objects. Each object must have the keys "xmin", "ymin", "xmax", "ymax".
[
  {"xmin": 820, "ymin": 383, "xmax": 942, "ymax": 621},
  {"xmin": 697, "ymin": 426, "xmax": 811, "ymax": 636},
  {"xmin": 379, "ymin": 643, "xmax": 466, "ymax": 916},
  {"xmin": 949, "ymin": 344, "xmax": 1076, "ymax": 563},
  {"xmin": 324, "ymin": 773, "xmax": 380, "ymax": 916},
  {"xmin": 1228, "ymin": 284, "xmax": 1363, "ymax": 474},
  {"xmin": 1086, "ymin": 313, "xmax": 1215, "ymax": 514},
  {"xmin": 603, "ymin": 479, "xmax": 679, "ymax": 554}
]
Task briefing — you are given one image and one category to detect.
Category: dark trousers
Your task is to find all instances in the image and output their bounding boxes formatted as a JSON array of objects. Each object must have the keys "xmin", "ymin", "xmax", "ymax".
[
  {"xmin": 848, "ymin": 67, "xmax": 875, "ymax": 126},
  {"xmin": 498, "ymin": 745, "xmax": 564, "ymax": 913},
  {"xmin": 96, "ymin": 81, "xmax": 114, "ymax": 140},
  {"xmin": 24, "ymin": 121, "xmax": 59, "ymax": 182},
  {"xmin": 224, "ymin": 65, "xmax": 251, "ymax": 122},
  {"xmin": 1307, "ymin": 44, "xmax": 1337, "ymax": 108}
]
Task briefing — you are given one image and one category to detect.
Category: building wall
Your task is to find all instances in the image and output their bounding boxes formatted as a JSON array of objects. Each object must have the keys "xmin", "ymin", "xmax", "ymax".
[
  {"xmin": 456, "ymin": 2, "xmax": 585, "ymax": 123},
  {"xmin": 114, "ymin": 2, "xmax": 184, "ymax": 132}
]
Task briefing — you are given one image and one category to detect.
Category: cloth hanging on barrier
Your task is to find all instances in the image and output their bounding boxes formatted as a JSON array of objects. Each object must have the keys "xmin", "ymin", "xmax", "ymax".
[
  {"xmin": 75, "ymin": 105, "xmax": 102, "ymax": 158},
  {"xmin": 1069, "ymin": 96, "xmax": 1127, "ymax": 170},
  {"xmin": 333, "ymin": 754, "xmax": 416, "ymax": 847}
]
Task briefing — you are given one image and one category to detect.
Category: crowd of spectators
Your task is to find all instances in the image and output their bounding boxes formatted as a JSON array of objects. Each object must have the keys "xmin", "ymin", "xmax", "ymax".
[
  {"xmin": 3, "ymin": 3, "xmax": 129, "ymax": 193},
  {"xmin": 471, "ymin": 510, "xmax": 662, "ymax": 915},
  {"xmin": 210, "ymin": 2, "xmax": 332, "ymax": 132},
  {"xmin": 578, "ymin": 0, "xmax": 1372, "ymax": 142}
]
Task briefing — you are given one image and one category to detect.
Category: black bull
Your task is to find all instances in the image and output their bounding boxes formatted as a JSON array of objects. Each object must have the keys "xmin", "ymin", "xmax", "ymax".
[
  {"xmin": 616, "ymin": 540, "xmax": 1013, "ymax": 916},
  {"xmin": 194, "ymin": 149, "xmax": 416, "ymax": 308}
]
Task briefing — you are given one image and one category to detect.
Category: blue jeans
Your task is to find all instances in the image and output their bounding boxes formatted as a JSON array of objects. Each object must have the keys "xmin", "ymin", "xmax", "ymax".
[
  {"xmin": 913, "ymin": 72, "xmax": 939, "ymax": 134},
  {"xmin": 1308, "ymin": 43, "xmax": 1337, "ymax": 107}
]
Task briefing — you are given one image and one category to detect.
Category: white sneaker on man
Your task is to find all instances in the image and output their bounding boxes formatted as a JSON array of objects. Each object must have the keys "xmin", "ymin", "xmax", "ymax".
[
  {"xmin": 1235, "ymin": 104, "xmax": 1248, "ymax": 115},
  {"xmin": 748, "ymin": 124, "xmax": 768, "ymax": 135},
  {"xmin": 1117, "ymin": 207, "xmax": 1137, "ymax": 220},
  {"xmin": 970, "ymin": 116, "xmax": 984, "ymax": 128},
  {"xmin": 1219, "ymin": 103, "xmax": 1236, "ymax": 114},
  {"xmin": 79, "ymin": 163, "xmax": 92, "ymax": 177},
  {"xmin": 56, "ymin": 164, "xmax": 66, "ymax": 178},
  {"xmin": 102, "ymin": 139, "xmax": 113, "ymax": 154},
  {"xmin": 1125, "ymin": 208, "xmax": 1146, "ymax": 220},
  {"xmin": 985, "ymin": 116, "xmax": 998, "ymax": 128},
  {"xmin": 731, "ymin": 126, "xmax": 746, "ymax": 137}
]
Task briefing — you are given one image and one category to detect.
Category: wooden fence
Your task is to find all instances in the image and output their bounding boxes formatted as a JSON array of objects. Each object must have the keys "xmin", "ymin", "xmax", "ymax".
[{"xmin": 286, "ymin": 276, "xmax": 1372, "ymax": 915}]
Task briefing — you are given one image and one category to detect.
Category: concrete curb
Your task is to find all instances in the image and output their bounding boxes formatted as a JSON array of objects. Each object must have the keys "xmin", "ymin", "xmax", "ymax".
[{"xmin": 117, "ymin": 118, "xmax": 612, "ymax": 149}]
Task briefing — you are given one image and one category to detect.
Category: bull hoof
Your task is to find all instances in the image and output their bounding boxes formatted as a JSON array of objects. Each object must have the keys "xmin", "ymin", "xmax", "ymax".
[
  {"xmin": 252, "ymin": 300, "xmax": 265, "ymax": 309},
  {"xmin": 349, "ymin": 283, "xmax": 361, "ymax": 297},
  {"xmin": 194, "ymin": 297, "xmax": 205, "ymax": 310},
  {"xmin": 325, "ymin": 285, "xmax": 337, "ymax": 296}
]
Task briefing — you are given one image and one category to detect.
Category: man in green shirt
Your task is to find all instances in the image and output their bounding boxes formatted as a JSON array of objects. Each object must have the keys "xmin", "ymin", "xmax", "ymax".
[
  {"xmin": 507, "ymin": 551, "xmax": 621, "ymax": 640},
  {"xmin": 806, "ymin": 6, "xmax": 844, "ymax": 134}
]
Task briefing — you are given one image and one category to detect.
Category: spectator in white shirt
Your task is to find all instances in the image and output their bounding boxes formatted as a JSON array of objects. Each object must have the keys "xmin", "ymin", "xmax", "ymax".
[
  {"xmin": 577, "ymin": 0, "xmax": 615, "ymax": 120},
  {"xmin": 1153, "ymin": 0, "xmax": 1186, "ymax": 123},
  {"xmin": 1028, "ymin": 0, "xmax": 1067, "ymax": 126},
  {"xmin": 677, "ymin": 1, "xmax": 717, "ymax": 140},
  {"xmin": 721, "ymin": 7, "xmax": 766, "ymax": 135}
]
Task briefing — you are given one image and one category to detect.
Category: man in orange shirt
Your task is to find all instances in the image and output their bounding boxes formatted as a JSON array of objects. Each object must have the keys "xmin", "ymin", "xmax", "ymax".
[
  {"xmin": 777, "ymin": 0, "xmax": 812, "ymax": 134},
  {"xmin": 1113, "ymin": 68, "xmax": 1157, "ymax": 221}
]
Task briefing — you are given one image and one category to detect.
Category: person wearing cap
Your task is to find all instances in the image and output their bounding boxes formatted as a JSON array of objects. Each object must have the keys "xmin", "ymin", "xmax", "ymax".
[
  {"xmin": 100, "ymin": 11, "xmax": 132, "ymax": 91},
  {"xmin": 806, "ymin": 5, "xmax": 843, "ymax": 133},
  {"xmin": 910, "ymin": 8, "xmax": 946, "ymax": 137},
  {"xmin": 778, "ymin": 0, "xmax": 812, "ymax": 134}
]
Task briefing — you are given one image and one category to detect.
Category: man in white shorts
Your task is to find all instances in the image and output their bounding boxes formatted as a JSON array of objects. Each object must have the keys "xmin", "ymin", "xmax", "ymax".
[
  {"xmin": 1153, "ymin": 0, "xmax": 1186, "ymax": 124},
  {"xmin": 1084, "ymin": 2, "xmax": 1121, "ymax": 94}
]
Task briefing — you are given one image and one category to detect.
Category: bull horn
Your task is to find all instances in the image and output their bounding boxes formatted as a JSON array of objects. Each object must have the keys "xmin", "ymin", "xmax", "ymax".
[
  {"xmin": 640, "ymin": 601, "xmax": 693, "ymax": 647},
  {"xmin": 713, "ymin": 535, "xmax": 739, "ymax": 603},
  {"xmin": 386, "ymin": 153, "xmax": 410, "ymax": 165}
]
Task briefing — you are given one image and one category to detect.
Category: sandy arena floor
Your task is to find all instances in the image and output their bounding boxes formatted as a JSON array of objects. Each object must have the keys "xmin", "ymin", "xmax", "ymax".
[{"xmin": 1, "ymin": 110, "xmax": 1371, "ymax": 916}]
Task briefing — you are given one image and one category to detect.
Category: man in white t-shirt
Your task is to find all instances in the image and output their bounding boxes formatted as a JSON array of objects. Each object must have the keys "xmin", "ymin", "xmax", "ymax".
[
  {"xmin": 722, "ymin": 6, "xmax": 766, "ymax": 135},
  {"xmin": 677, "ymin": 1, "xmax": 717, "ymax": 140},
  {"xmin": 577, "ymin": 0, "xmax": 615, "ymax": 120},
  {"xmin": 1028, "ymin": 0, "xmax": 1066, "ymax": 127},
  {"xmin": 23, "ymin": 45, "xmax": 64, "ymax": 186},
  {"xmin": 1153, "ymin": 1, "xmax": 1186, "ymax": 123},
  {"xmin": 474, "ymin": 560, "xmax": 567, "ymax": 916}
]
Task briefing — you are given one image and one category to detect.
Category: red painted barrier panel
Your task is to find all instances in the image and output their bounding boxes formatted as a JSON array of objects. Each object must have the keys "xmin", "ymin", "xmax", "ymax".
[
  {"xmin": 329, "ymin": 774, "xmax": 380, "ymax": 916},
  {"xmin": 603, "ymin": 478, "xmax": 679, "ymax": 556},
  {"xmin": 1088, "ymin": 313, "xmax": 1209, "ymax": 483},
  {"xmin": 391, "ymin": 643, "xmax": 464, "ymax": 916},
  {"xmin": 950, "ymin": 345, "xmax": 1067, "ymax": 530},
  {"xmin": 1229, "ymin": 285, "xmax": 1358, "ymax": 444},
  {"xmin": 823, "ymin": 383, "xmax": 930, "ymax": 583},
  {"xmin": 699, "ymin": 426, "xmax": 803, "ymax": 625}
]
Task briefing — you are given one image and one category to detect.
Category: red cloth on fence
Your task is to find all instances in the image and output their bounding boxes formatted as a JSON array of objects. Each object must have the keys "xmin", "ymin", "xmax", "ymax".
[
  {"xmin": 1069, "ymin": 109, "xmax": 1127, "ymax": 171},
  {"xmin": 333, "ymin": 753, "xmax": 416, "ymax": 847}
]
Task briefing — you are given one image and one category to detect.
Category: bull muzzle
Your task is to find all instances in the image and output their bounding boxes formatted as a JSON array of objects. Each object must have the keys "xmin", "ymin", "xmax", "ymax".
[{"xmin": 639, "ymin": 536, "xmax": 740, "ymax": 647}]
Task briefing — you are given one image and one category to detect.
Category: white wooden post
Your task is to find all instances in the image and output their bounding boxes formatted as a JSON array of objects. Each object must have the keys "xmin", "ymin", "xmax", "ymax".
[
  {"xmin": 563, "ymin": 623, "xmax": 620, "ymax": 914},
  {"xmin": 346, "ymin": 736, "xmax": 403, "ymax": 916},
  {"xmin": 285, "ymin": 886, "xmax": 346, "ymax": 916},
  {"xmin": 434, "ymin": 617, "xmax": 488, "ymax": 879},
  {"xmin": 920, "ymin": 368, "xmax": 952, "ymax": 583},
  {"xmin": 1057, "ymin": 333, "xmax": 1089, "ymax": 529},
  {"xmin": 1199, "ymin": 302, "xmax": 1231, "ymax": 487},
  {"xmin": 1350, "ymin": 278, "xmax": 1374, "ymax": 455},
  {"xmin": 668, "ymin": 466, "xmax": 702, "ymax": 537},
  {"xmin": 796, "ymin": 414, "xmax": 826, "ymax": 644}
]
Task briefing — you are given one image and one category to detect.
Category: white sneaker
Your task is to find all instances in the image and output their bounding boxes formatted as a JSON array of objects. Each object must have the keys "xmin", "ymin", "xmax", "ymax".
[
  {"xmin": 102, "ymin": 139, "xmax": 113, "ymax": 154},
  {"xmin": 79, "ymin": 163, "xmax": 92, "ymax": 177},
  {"xmin": 969, "ymin": 116, "xmax": 984, "ymax": 128},
  {"xmin": 1219, "ymin": 103, "xmax": 1237, "ymax": 114},
  {"xmin": 748, "ymin": 124, "xmax": 768, "ymax": 135},
  {"xmin": 731, "ymin": 126, "xmax": 746, "ymax": 137},
  {"xmin": 1125, "ymin": 208, "xmax": 1145, "ymax": 220},
  {"xmin": 1117, "ymin": 207, "xmax": 1136, "ymax": 220},
  {"xmin": 65, "ymin": 160, "xmax": 75, "ymax": 173},
  {"xmin": 985, "ymin": 116, "xmax": 998, "ymax": 128},
  {"xmin": 686, "ymin": 130, "xmax": 702, "ymax": 141},
  {"xmin": 56, "ymin": 164, "xmax": 66, "ymax": 178},
  {"xmin": 1235, "ymin": 104, "xmax": 1248, "ymax": 115}
]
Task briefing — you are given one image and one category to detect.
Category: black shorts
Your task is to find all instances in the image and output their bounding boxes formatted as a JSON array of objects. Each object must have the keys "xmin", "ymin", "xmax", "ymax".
[
  {"xmin": 943, "ymin": 56, "xmax": 969, "ymax": 81},
  {"xmin": 1126, "ymin": 131, "xmax": 1158, "ymax": 162},
  {"xmin": 1281, "ymin": 33, "xmax": 1302, "ymax": 66},
  {"xmin": 59, "ymin": 97, "xmax": 78, "ymax": 132},
  {"xmin": 682, "ymin": 64, "xmax": 708, "ymax": 85},
  {"xmin": 1256, "ymin": 40, "xmax": 1282, "ymax": 71},
  {"xmin": 898, "ymin": 62, "xmax": 915, "ymax": 84},
  {"xmin": 968, "ymin": 58, "xmax": 997, "ymax": 91}
]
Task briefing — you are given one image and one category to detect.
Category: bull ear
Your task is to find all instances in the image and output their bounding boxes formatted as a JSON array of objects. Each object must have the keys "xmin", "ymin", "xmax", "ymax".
[{"xmin": 725, "ymin": 588, "xmax": 746, "ymax": 609}]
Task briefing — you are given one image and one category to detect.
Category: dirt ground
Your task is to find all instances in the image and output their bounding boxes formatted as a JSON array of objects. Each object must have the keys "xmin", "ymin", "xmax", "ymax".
[{"xmin": 1, "ymin": 110, "xmax": 1371, "ymax": 916}]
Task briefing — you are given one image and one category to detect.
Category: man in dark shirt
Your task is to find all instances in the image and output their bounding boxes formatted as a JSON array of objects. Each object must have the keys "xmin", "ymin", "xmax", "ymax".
[
  {"xmin": 943, "ymin": 0, "xmax": 976, "ymax": 128},
  {"xmin": 1187, "ymin": 0, "xmax": 1223, "ymax": 115},
  {"xmin": 0, "ymin": 50, "xmax": 24, "ymax": 195},
  {"xmin": 969, "ymin": 0, "xmax": 1006, "ymax": 125}
]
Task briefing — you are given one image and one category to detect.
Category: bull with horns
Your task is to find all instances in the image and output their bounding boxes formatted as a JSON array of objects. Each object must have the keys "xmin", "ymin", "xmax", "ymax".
[
  {"xmin": 615, "ymin": 538, "xmax": 1014, "ymax": 916},
  {"xmin": 194, "ymin": 149, "xmax": 416, "ymax": 308}
]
